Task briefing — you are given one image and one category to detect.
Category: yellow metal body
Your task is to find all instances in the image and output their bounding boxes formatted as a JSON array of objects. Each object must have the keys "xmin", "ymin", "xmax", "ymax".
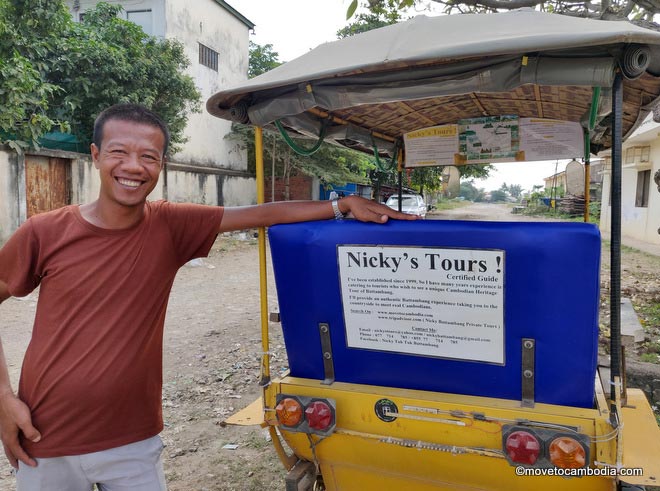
[
  {"xmin": 247, "ymin": 125, "xmax": 660, "ymax": 491},
  {"xmin": 262, "ymin": 376, "xmax": 624, "ymax": 491}
]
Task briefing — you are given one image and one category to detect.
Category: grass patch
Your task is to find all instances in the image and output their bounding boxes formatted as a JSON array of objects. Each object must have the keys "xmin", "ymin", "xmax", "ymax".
[
  {"xmin": 432, "ymin": 199, "xmax": 472, "ymax": 211},
  {"xmin": 639, "ymin": 353, "xmax": 660, "ymax": 363},
  {"xmin": 638, "ymin": 303, "xmax": 660, "ymax": 328}
]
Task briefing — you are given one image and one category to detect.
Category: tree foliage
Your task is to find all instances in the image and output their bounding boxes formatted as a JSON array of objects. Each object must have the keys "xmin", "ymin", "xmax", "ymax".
[
  {"xmin": 248, "ymin": 41, "xmax": 282, "ymax": 78},
  {"xmin": 460, "ymin": 180, "xmax": 486, "ymax": 201},
  {"xmin": 338, "ymin": 0, "xmax": 405, "ymax": 38},
  {"xmin": 0, "ymin": 0, "xmax": 201, "ymax": 154},
  {"xmin": 230, "ymin": 124, "xmax": 374, "ymax": 189},
  {"xmin": 349, "ymin": 0, "xmax": 660, "ymax": 24}
]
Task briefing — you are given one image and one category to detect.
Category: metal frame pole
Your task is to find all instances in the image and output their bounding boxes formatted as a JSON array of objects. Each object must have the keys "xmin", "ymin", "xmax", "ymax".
[{"xmin": 609, "ymin": 72, "xmax": 623, "ymax": 422}]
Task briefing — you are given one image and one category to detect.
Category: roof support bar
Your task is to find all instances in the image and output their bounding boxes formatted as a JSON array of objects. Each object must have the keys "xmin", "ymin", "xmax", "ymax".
[{"xmin": 609, "ymin": 72, "xmax": 623, "ymax": 426}]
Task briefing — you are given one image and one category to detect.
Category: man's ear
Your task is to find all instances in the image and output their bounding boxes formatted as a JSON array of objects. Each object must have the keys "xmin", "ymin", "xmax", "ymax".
[{"xmin": 91, "ymin": 143, "xmax": 100, "ymax": 169}]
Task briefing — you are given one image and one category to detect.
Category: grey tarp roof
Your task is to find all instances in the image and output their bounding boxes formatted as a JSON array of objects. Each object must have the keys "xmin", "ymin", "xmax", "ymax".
[{"xmin": 207, "ymin": 9, "xmax": 660, "ymax": 155}]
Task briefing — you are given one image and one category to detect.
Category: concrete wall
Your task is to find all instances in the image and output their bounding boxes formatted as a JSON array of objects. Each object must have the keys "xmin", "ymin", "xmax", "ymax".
[
  {"xmin": 0, "ymin": 148, "xmax": 257, "ymax": 240},
  {"xmin": 164, "ymin": 0, "xmax": 249, "ymax": 171},
  {"xmin": 0, "ymin": 151, "xmax": 22, "ymax": 243},
  {"xmin": 600, "ymin": 121, "xmax": 660, "ymax": 245}
]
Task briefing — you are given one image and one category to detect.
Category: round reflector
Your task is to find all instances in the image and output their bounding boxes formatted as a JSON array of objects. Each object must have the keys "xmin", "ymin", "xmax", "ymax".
[
  {"xmin": 275, "ymin": 397, "xmax": 303, "ymax": 427},
  {"xmin": 305, "ymin": 400, "xmax": 333, "ymax": 431},
  {"xmin": 505, "ymin": 430, "xmax": 541, "ymax": 465},
  {"xmin": 549, "ymin": 436, "xmax": 586, "ymax": 469}
]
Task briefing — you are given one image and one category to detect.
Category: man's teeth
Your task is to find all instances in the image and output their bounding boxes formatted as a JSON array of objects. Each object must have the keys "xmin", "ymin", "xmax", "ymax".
[{"xmin": 117, "ymin": 178, "xmax": 141, "ymax": 188}]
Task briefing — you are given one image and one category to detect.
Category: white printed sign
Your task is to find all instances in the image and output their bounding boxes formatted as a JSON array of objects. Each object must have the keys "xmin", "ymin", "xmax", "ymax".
[
  {"xmin": 520, "ymin": 118, "xmax": 584, "ymax": 161},
  {"xmin": 403, "ymin": 125, "xmax": 459, "ymax": 167},
  {"xmin": 338, "ymin": 246, "xmax": 505, "ymax": 364}
]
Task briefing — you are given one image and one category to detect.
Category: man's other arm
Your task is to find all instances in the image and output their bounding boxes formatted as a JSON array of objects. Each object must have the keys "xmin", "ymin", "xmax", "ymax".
[
  {"xmin": 0, "ymin": 280, "xmax": 40, "ymax": 468},
  {"xmin": 218, "ymin": 195, "xmax": 418, "ymax": 233}
]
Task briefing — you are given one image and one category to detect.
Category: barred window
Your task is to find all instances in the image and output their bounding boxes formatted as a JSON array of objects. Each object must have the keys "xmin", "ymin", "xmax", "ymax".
[{"xmin": 199, "ymin": 43, "xmax": 218, "ymax": 71}]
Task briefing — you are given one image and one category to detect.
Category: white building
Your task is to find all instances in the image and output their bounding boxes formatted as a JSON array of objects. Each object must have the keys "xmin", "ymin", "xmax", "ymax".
[
  {"xmin": 599, "ymin": 117, "xmax": 660, "ymax": 246},
  {"xmin": 1, "ymin": 1, "xmax": 258, "ymax": 242},
  {"xmin": 65, "ymin": 0, "xmax": 256, "ymax": 206}
]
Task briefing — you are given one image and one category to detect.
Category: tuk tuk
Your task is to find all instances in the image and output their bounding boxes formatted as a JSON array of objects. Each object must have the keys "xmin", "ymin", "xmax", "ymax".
[{"xmin": 207, "ymin": 9, "xmax": 660, "ymax": 490}]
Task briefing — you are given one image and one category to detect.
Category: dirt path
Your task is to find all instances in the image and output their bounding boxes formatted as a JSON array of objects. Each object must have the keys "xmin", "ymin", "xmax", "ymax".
[{"xmin": 0, "ymin": 204, "xmax": 657, "ymax": 490}]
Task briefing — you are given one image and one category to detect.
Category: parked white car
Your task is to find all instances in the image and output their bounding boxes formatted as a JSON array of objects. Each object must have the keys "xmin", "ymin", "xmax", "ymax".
[{"xmin": 385, "ymin": 194, "xmax": 427, "ymax": 218}]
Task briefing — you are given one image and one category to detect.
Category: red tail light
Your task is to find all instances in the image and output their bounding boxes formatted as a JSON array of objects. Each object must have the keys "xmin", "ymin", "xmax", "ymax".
[
  {"xmin": 305, "ymin": 400, "xmax": 334, "ymax": 431},
  {"xmin": 505, "ymin": 430, "xmax": 541, "ymax": 465}
]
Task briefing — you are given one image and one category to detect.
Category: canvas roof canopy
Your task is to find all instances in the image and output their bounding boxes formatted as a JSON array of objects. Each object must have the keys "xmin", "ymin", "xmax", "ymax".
[{"xmin": 207, "ymin": 9, "xmax": 660, "ymax": 157}]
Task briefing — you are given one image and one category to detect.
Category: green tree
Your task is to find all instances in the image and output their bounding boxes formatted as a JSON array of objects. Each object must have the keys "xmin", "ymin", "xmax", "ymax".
[
  {"xmin": 243, "ymin": 39, "xmax": 379, "ymax": 191},
  {"xmin": 490, "ymin": 189, "xmax": 507, "ymax": 202},
  {"xmin": 230, "ymin": 124, "xmax": 373, "ymax": 197},
  {"xmin": 508, "ymin": 183, "xmax": 523, "ymax": 199},
  {"xmin": 0, "ymin": 0, "xmax": 67, "ymax": 151},
  {"xmin": 348, "ymin": 0, "xmax": 659, "ymax": 24},
  {"xmin": 338, "ymin": 0, "xmax": 403, "ymax": 38},
  {"xmin": 460, "ymin": 180, "xmax": 486, "ymax": 201},
  {"xmin": 0, "ymin": 0, "xmax": 201, "ymax": 154},
  {"xmin": 248, "ymin": 41, "xmax": 282, "ymax": 78}
]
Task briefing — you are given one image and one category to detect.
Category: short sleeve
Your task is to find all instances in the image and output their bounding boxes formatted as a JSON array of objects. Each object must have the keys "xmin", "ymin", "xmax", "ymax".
[
  {"xmin": 155, "ymin": 201, "xmax": 224, "ymax": 266},
  {"xmin": 0, "ymin": 220, "xmax": 42, "ymax": 297}
]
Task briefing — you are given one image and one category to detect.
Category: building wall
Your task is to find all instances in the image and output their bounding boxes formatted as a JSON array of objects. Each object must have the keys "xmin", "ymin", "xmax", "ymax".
[
  {"xmin": 164, "ymin": 0, "xmax": 249, "ymax": 171},
  {"xmin": 0, "ymin": 148, "xmax": 257, "ymax": 240},
  {"xmin": 600, "ymin": 141, "xmax": 660, "ymax": 245}
]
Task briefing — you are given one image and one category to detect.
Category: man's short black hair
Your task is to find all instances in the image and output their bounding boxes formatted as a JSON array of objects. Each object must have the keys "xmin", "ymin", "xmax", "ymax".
[{"xmin": 93, "ymin": 104, "xmax": 171, "ymax": 156}]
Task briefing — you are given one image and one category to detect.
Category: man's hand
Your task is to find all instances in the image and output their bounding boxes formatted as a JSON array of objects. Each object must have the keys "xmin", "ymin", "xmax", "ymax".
[
  {"xmin": 338, "ymin": 195, "xmax": 420, "ymax": 223},
  {"xmin": 0, "ymin": 391, "xmax": 40, "ymax": 469}
]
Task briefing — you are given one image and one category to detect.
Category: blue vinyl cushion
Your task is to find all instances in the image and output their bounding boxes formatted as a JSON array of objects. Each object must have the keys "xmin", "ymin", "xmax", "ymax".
[{"xmin": 269, "ymin": 219, "xmax": 600, "ymax": 408}]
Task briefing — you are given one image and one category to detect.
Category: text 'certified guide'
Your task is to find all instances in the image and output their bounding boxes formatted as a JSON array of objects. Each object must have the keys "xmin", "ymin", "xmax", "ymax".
[{"xmin": 338, "ymin": 246, "xmax": 505, "ymax": 364}]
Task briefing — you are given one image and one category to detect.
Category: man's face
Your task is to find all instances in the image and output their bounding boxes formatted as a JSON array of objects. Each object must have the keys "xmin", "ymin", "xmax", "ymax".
[{"xmin": 91, "ymin": 119, "xmax": 165, "ymax": 208}]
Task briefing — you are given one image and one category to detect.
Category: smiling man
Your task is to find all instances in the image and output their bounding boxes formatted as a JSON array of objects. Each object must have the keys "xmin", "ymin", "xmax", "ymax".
[{"xmin": 0, "ymin": 104, "xmax": 416, "ymax": 491}]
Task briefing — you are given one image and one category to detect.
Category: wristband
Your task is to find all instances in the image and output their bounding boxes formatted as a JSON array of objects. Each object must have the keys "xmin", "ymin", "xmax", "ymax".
[{"xmin": 331, "ymin": 199, "xmax": 346, "ymax": 220}]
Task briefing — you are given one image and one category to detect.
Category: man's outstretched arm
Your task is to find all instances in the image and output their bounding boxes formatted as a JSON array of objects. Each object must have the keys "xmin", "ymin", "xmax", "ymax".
[
  {"xmin": 218, "ymin": 195, "xmax": 418, "ymax": 233},
  {"xmin": 0, "ymin": 281, "xmax": 40, "ymax": 469}
]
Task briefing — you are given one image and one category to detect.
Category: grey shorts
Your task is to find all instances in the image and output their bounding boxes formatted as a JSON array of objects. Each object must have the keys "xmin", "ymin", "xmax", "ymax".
[{"xmin": 16, "ymin": 435, "xmax": 167, "ymax": 491}]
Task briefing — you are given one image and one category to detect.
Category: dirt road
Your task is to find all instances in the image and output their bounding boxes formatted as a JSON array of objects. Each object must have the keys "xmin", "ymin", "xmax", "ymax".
[{"xmin": 427, "ymin": 202, "xmax": 560, "ymax": 221}]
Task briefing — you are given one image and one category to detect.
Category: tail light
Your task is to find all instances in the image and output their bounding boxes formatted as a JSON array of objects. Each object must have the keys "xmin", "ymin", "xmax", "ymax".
[
  {"xmin": 549, "ymin": 436, "xmax": 587, "ymax": 469},
  {"xmin": 275, "ymin": 395, "xmax": 336, "ymax": 436},
  {"xmin": 504, "ymin": 430, "xmax": 541, "ymax": 465},
  {"xmin": 275, "ymin": 397, "xmax": 304, "ymax": 427},
  {"xmin": 502, "ymin": 425, "xmax": 590, "ymax": 470},
  {"xmin": 305, "ymin": 400, "xmax": 334, "ymax": 432}
]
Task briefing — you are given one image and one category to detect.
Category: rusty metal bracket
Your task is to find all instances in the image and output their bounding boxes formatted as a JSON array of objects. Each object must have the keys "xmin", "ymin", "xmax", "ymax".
[
  {"xmin": 521, "ymin": 338, "xmax": 536, "ymax": 408},
  {"xmin": 319, "ymin": 323, "xmax": 335, "ymax": 385}
]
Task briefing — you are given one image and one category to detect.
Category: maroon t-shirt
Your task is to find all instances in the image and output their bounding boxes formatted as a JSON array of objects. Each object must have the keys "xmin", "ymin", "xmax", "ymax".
[{"xmin": 0, "ymin": 201, "xmax": 223, "ymax": 457}]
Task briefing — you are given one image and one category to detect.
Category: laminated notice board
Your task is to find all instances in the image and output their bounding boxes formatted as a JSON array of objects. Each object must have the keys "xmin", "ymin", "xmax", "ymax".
[{"xmin": 268, "ymin": 220, "xmax": 600, "ymax": 408}]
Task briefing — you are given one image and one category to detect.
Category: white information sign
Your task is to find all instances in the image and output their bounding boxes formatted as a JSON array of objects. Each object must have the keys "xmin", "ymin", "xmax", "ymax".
[
  {"xmin": 520, "ymin": 118, "xmax": 584, "ymax": 161},
  {"xmin": 338, "ymin": 246, "xmax": 505, "ymax": 364},
  {"xmin": 403, "ymin": 125, "xmax": 459, "ymax": 167}
]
